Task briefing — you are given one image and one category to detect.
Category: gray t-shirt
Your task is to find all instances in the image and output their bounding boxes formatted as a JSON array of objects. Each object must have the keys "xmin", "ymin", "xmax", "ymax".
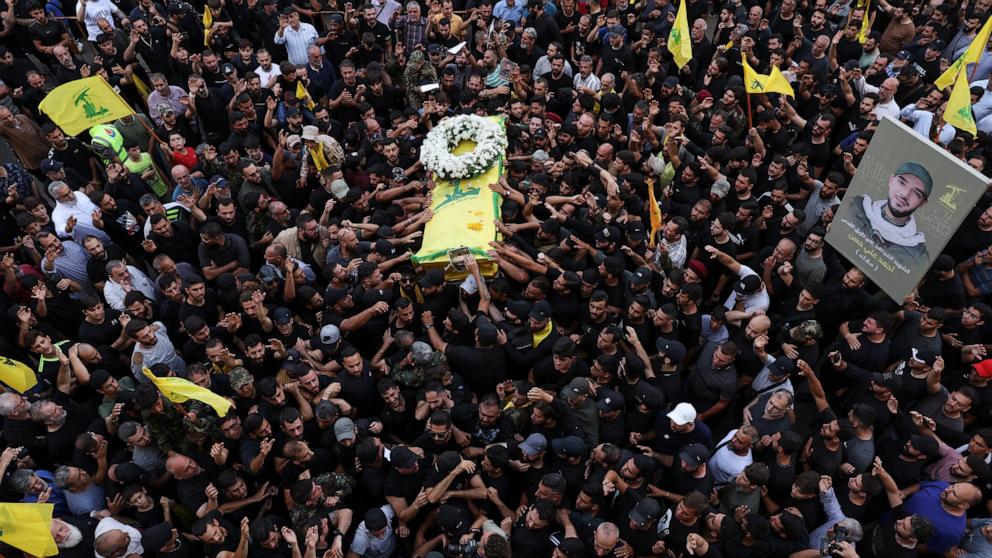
[
  {"xmin": 350, "ymin": 505, "xmax": 398, "ymax": 558},
  {"xmin": 843, "ymin": 435, "xmax": 876, "ymax": 473},
  {"xmin": 686, "ymin": 344, "xmax": 738, "ymax": 410}
]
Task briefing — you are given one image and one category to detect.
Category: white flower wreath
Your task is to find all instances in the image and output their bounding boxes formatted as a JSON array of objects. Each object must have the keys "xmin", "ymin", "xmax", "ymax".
[{"xmin": 421, "ymin": 115, "xmax": 508, "ymax": 180}]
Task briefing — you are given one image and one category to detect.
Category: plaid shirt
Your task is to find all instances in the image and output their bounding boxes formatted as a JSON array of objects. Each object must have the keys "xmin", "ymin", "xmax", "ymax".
[
  {"xmin": 396, "ymin": 15, "xmax": 428, "ymax": 53},
  {"xmin": 0, "ymin": 163, "xmax": 34, "ymax": 199}
]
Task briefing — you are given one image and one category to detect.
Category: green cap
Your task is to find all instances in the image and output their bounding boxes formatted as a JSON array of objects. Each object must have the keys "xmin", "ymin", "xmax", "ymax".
[{"xmin": 895, "ymin": 162, "xmax": 933, "ymax": 198}]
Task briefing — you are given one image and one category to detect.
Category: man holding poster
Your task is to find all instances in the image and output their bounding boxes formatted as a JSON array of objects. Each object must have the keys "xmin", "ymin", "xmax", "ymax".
[
  {"xmin": 847, "ymin": 161, "xmax": 933, "ymax": 267},
  {"xmin": 827, "ymin": 117, "xmax": 989, "ymax": 302}
]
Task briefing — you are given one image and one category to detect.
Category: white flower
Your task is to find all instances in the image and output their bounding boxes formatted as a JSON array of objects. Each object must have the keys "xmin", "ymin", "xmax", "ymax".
[{"xmin": 421, "ymin": 115, "xmax": 508, "ymax": 180}]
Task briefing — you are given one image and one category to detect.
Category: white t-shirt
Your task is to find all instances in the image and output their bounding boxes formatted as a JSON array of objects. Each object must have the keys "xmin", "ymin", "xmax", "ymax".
[
  {"xmin": 722, "ymin": 265, "xmax": 770, "ymax": 315},
  {"xmin": 709, "ymin": 429, "xmax": 753, "ymax": 485},
  {"xmin": 94, "ymin": 517, "xmax": 144, "ymax": 558},
  {"xmin": 77, "ymin": 0, "xmax": 118, "ymax": 41}
]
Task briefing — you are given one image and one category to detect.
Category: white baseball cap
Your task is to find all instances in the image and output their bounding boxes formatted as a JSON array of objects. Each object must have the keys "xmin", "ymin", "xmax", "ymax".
[{"xmin": 666, "ymin": 402, "xmax": 697, "ymax": 425}]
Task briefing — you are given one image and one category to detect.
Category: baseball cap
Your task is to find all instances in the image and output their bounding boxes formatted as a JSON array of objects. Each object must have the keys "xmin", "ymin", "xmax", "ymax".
[
  {"xmin": 910, "ymin": 348, "xmax": 940, "ymax": 367},
  {"xmin": 595, "ymin": 226, "xmax": 621, "ymax": 243},
  {"xmin": 735, "ymin": 274, "xmax": 763, "ymax": 296},
  {"xmin": 334, "ymin": 417, "xmax": 356, "ymax": 441},
  {"xmin": 286, "ymin": 134, "xmax": 302, "ymax": 147},
  {"xmin": 629, "ymin": 498, "xmax": 663, "ymax": 527},
  {"xmin": 551, "ymin": 436, "xmax": 587, "ymax": 458},
  {"xmin": 627, "ymin": 222, "xmax": 647, "ymax": 241},
  {"xmin": 221, "ymin": 63, "xmax": 236, "ymax": 75},
  {"xmin": 667, "ymin": 402, "xmax": 697, "ymax": 425},
  {"xmin": 631, "ymin": 267, "xmax": 652, "ymax": 285},
  {"xmin": 519, "ymin": 433, "xmax": 547, "ymax": 457},
  {"xmin": 311, "ymin": 324, "xmax": 341, "ymax": 353},
  {"xmin": 633, "ymin": 383, "xmax": 663, "ymax": 409},
  {"xmin": 273, "ymin": 307, "xmax": 293, "ymax": 325},
  {"xmin": 974, "ymin": 359, "xmax": 992, "ymax": 378},
  {"xmin": 656, "ymin": 340, "xmax": 687, "ymax": 363},
  {"xmin": 530, "ymin": 300, "xmax": 552, "ymax": 322},
  {"xmin": 364, "ymin": 507, "xmax": 388, "ymax": 531},
  {"xmin": 896, "ymin": 49, "xmax": 912, "ymax": 59},
  {"xmin": 390, "ymin": 446, "xmax": 419, "ymax": 469},
  {"xmin": 41, "ymin": 159, "xmax": 63, "ymax": 173},
  {"xmin": 597, "ymin": 389, "xmax": 626, "ymax": 413},
  {"xmin": 710, "ymin": 179, "xmax": 731, "ymax": 199},
  {"xmin": 438, "ymin": 504, "xmax": 468, "ymax": 534},
  {"xmin": 679, "ymin": 443, "xmax": 711, "ymax": 470},
  {"xmin": 768, "ymin": 356, "xmax": 796, "ymax": 378},
  {"xmin": 894, "ymin": 161, "xmax": 933, "ymax": 197},
  {"xmin": 928, "ymin": 39, "xmax": 946, "ymax": 51},
  {"xmin": 281, "ymin": 349, "xmax": 306, "ymax": 375},
  {"xmin": 561, "ymin": 377, "xmax": 590, "ymax": 402},
  {"xmin": 663, "ymin": 76, "xmax": 679, "ymax": 87},
  {"xmin": 410, "ymin": 341, "xmax": 433, "ymax": 365},
  {"xmin": 229, "ymin": 367, "xmax": 253, "ymax": 390}
]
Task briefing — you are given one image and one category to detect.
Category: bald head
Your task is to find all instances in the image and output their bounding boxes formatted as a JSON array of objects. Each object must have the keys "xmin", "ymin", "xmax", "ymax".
[{"xmin": 94, "ymin": 529, "xmax": 129, "ymax": 558}]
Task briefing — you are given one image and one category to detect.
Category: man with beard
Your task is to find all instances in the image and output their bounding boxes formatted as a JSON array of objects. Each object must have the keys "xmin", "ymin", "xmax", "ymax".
[
  {"xmin": 847, "ymin": 162, "xmax": 932, "ymax": 267},
  {"xmin": 50, "ymin": 515, "xmax": 99, "ymax": 558}
]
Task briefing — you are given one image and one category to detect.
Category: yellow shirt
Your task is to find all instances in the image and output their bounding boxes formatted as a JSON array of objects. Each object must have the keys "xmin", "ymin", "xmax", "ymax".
[{"xmin": 434, "ymin": 13, "xmax": 465, "ymax": 38}]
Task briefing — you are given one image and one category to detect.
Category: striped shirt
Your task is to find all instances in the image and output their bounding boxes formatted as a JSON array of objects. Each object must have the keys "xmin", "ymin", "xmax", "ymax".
[{"xmin": 275, "ymin": 23, "xmax": 320, "ymax": 65}]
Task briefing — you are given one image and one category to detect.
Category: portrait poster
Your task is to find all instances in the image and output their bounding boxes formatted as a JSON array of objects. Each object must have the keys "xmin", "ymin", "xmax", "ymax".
[{"xmin": 826, "ymin": 117, "xmax": 988, "ymax": 301}]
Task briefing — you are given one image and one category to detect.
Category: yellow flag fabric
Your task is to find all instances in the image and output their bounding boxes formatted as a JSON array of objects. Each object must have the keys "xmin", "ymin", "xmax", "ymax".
[
  {"xmin": 203, "ymin": 8, "xmax": 213, "ymax": 46},
  {"xmin": 142, "ymin": 367, "xmax": 233, "ymax": 416},
  {"xmin": 741, "ymin": 53, "xmax": 795, "ymax": 97},
  {"xmin": 935, "ymin": 16, "xmax": 992, "ymax": 90},
  {"xmin": 668, "ymin": 0, "xmax": 692, "ymax": 69},
  {"xmin": 858, "ymin": 0, "xmax": 872, "ymax": 44},
  {"xmin": 296, "ymin": 81, "xmax": 316, "ymax": 110},
  {"xmin": 647, "ymin": 178, "xmax": 662, "ymax": 249},
  {"xmin": 412, "ymin": 116, "xmax": 505, "ymax": 279},
  {"xmin": 38, "ymin": 77, "xmax": 134, "ymax": 136},
  {"xmin": 944, "ymin": 66, "xmax": 978, "ymax": 136},
  {"xmin": 0, "ymin": 356, "xmax": 38, "ymax": 393},
  {"xmin": 0, "ymin": 503, "xmax": 58, "ymax": 556}
]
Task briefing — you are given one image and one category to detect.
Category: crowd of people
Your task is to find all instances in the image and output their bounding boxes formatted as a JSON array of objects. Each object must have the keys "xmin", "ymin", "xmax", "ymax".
[{"xmin": 2, "ymin": 0, "xmax": 992, "ymax": 556}]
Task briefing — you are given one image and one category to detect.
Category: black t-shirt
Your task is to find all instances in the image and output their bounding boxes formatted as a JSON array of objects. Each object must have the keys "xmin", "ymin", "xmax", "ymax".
[
  {"xmin": 383, "ymin": 458, "xmax": 429, "ymax": 503},
  {"xmin": 510, "ymin": 517, "xmax": 551, "ymax": 558},
  {"xmin": 49, "ymin": 138, "xmax": 97, "ymax": 181},
  {"xmin": 28, "ymin": 18, "xmax": 66, "ymax": 49},
  {"xmin": 78, "ymin": 308, "xmax": 124, "ymax": 348}
]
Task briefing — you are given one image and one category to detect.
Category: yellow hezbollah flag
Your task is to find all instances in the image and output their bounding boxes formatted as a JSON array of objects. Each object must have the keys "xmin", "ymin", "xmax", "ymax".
[
  {"xmin": 203, "ymin": 7, "xmax": 213, "ymax": 46},
  {"xmin": 413, "ymin": 116, "xmax": 505, "ymax": 279},
  {"xmin": 142, "ymin": 367, "xmax": 233, "ymax": 416},
  {"xmin": 647, "ymin": 177, "xmax": 662, "ymax": 248},
  {"xmin": 0, "ymin": 356, "xmax": 38, "ymax": 393},
  {"xmin": 742, "ymin": 52, "xmax": 795, "ymax": 97},
  {"xmin": 936, "ymin": 16, "xmax": 992, "ymax": 90},
  {"xmin": 858, "ymin": 0, "xmax": 872, "ymax": 44},
  {"xmin": 38, "ymin": 77, "xmax": 134, "ymax": 137},
  {"xmin": 944, "ymin": 66, "xmax": 978, "ymax": 136},
  {"xmin": 668, "ymin": 0, "xmax": 692, "ymax": 69},
  {"xmin": 0, "ymin": 503, "xmax": 58, "ymax": 556},
  {"xmin": 296, "ymin": 80, "xmax": 316, "ymax": 111}
]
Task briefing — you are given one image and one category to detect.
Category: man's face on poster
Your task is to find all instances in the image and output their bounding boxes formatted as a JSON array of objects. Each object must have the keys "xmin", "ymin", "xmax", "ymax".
[{"xmin": 887, "ymin": 172, "xmax": 928, "ymax": 218}]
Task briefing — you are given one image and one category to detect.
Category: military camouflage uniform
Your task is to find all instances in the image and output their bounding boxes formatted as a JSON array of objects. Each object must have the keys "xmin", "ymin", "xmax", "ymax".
[
  {"xmin": 390, "ymin": 351, "xmax": 450, "ymax": 389},
  {"xmin": 289, "ymin": 472, "xmax": 356, "ymax": 529}
]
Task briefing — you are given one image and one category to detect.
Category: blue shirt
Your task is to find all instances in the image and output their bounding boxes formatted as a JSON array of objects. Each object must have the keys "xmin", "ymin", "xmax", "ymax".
[
  {"xmin": 493, "ymin": 0, "xmax": 526, "ymax": 24},
  {"xmin": 20, "ymin": 470, "xmax": 70, "ymax": 517},
  {"xmin": 899, "ymin": 481, "xmax": 965, "ymax": 553}
]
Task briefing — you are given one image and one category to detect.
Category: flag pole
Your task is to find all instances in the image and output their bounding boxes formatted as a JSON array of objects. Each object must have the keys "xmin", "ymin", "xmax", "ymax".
[{"xmin": 745, "ymin": 92, "xmax": 753, "ymax": 128}]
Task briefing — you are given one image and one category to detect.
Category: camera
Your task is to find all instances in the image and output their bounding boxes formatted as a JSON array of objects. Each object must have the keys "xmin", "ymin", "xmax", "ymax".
[
  {"xmin": 820, "ymin": 525, "xmax": 854, "ymax": 556},
  {"xmin": 444, "ymin": 540, "xmax": 478, "ymax": 557}
]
